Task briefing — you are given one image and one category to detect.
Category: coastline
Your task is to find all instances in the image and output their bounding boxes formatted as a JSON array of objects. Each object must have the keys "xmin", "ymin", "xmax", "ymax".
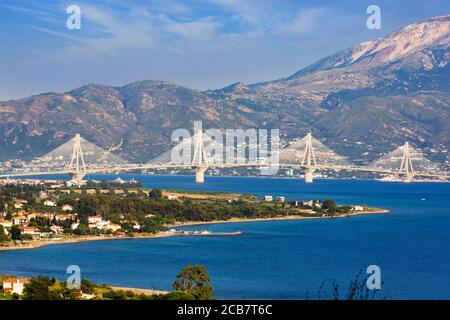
[
  {"xmin": 175, "ymin": 209, "xmax": 389, "ymax": 227},
  {"xmin": 108, "ymin": 286, "xmax": 168, "ymax": 296},
  {"xmin": 0, "ymin": 209, "xmax": 389, "ymax": 252}
]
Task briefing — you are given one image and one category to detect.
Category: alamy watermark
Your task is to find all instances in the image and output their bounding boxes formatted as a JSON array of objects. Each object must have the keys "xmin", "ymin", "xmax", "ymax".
[
  {"xmin": 66, "ymin": 265, "xmax": 81, "ymax": 289},
  {"xmin": 171, "ymin": 121, "xmax": 280, "ymax": 175},
  {"xmin": 367, "ymin": 5, "xmax": 381, "ymax": 30},
  {"xmin": 366, "ymin": 265, "xmax": 381, "ymax": 290},
  {"xmin": 66, "ymin": 5, "xmax": 81, "ymax": 30}
]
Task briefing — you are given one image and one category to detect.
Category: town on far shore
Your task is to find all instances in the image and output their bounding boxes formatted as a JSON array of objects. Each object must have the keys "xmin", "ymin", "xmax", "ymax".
[{"xmin": 0, "ymin": 177, "xmax": 387, "ymax": 250}]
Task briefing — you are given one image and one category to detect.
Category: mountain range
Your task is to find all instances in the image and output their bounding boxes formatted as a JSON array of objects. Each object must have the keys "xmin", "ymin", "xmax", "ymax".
[{"xmin": 0, "ymin": 15, "xmax": 449, "ymax": 166}]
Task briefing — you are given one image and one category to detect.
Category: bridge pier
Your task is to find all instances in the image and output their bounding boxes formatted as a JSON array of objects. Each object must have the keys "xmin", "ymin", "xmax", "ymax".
[
  {"xmin": 69, "ymin": 173, "xmax": 86, "ymax": 185},
  {"xmin": 403, "ymin": 174, "xmax": 415, "ymax": 183},
  {"xmin": 304, "ymin": 168, "xmax": 315, "ymax": 183},
  {"xmin": 195, "ymin": 166, "xmax": 208, "ymax": 183}
]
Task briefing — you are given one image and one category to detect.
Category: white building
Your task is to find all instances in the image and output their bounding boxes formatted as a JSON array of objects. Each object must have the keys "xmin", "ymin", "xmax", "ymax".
[
  {"xmin": 88, "ymin": 216, "xmax": 103, "ymax": 224},
  {"xmin": 264, "ymin": 195, "xmax": 273, "ymax": 202},
  {"xmin": 39, "ymin": 191, "xmax": 48, "ymax": 199},
  {"xmin": 50, "ymin": 225, "xmax": 64, "ymax": 234},
  {"xmin": 62, "ymin": 204, "xmax": 74, "ymax": 212},
  {"xmin": 2, "ymin": 278, "xmax": 28, "ymax": 295},
  {"xmin": 14, "ymin": 203, "xmax": 24, "ymax": 209},
  {"xmin": 19, "ymin": 226, "xmax": 42, "ymax": 237},
  {"xmin": 71, "ymin": 222, "xmax": 80, "ymax": 230},
  {"xmin": 44, "ymin": 200, "xmax": 57, "ymax": 207}
]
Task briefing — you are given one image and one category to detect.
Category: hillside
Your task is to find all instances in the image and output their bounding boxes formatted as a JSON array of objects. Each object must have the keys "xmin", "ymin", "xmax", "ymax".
[{"xmin": 0, "ymin": 15, "xmax": 448, "ymax": 166}]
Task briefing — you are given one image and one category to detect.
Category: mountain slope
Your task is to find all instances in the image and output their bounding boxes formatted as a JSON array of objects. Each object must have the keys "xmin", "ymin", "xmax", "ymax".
[{"xmin": 0, "ymin": 15, "xmax": 449, "ymax": 166}]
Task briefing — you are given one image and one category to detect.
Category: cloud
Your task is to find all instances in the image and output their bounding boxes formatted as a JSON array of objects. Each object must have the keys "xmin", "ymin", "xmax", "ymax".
[
  {"xmin": 27, "ymin": 1, "xmax": 227, "ymax": 58},
  {"xmin": 164, "ymin": 16, "xmax": 221, "ymax": 40},
  {"xmin": 5, "ymin": 0, "xmax": 332, "ymax": 60},
  {"xmin": 274, "ymin": 7, "xmax": 328, "ymax": 36},
  {"xmin": 208, "ymin": 0, "xmax": 329, "ymax": 38}
]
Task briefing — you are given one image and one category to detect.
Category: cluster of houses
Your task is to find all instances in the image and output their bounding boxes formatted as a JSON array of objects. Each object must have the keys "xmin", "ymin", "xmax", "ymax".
[
  {"xmin": 0, "ymin": 276, "xmax": 96, "ymax": 299},
  {"xmin": 87, "ymin": 216, "xmax": 121, "ymax": 232},
  {"xmin": 0, "ymin": 196, "xmax": 124, "ymax": 240},
  {"xmin": 263, "ymin": 195, "xmax": 286, "ymax": 202},
  {"xmin": 263, "ymin": 195, "xmax": 321, "ymax": 207},
  {"xmin": 0, "ymin": 210, "xmax": 75, "ymax": 238},
  {"xmin": 262, "ymin": 195, "xmax": 366, "ymax": 214},
  {"xmin": 1, "ymin": 277, "xmax": 28, "ymax": 295},
  {"xmin": 0, "ymin": 179, "xmax": 186, "ymax": 243}
]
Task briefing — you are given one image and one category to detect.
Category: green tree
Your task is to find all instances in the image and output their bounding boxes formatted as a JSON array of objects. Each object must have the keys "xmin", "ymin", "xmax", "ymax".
[
  {"xmin": 73, "ymin": 224, "xmax": 89, "ymax": 235},
  {"xmin": 162, "ymin": 291, "xmax": 196, "ymax": 300},
  {"xmin": 10, "ymin": 225, "xmax": 22, "ymax": 240},
  {"xmin": 80, "ymin": 279, "xmax": 95, "ymax": 294},
  {"xmin": 23, "ymin": 277, "xmax": 57, "ymax": 300},
  {"xmin": 0, "ymin": 225, "xmax": 10, "ymax": 243},
  {"xmin": 322, "ymin": 199, "xmax": 337, "ymax": 213},
  {"xmin": 149, "ymin": 188, "xmax": 163, "ymax": 200},
  {"xmin": 172, "ymin": 265, "xmax": 213, "ymax": 300}
]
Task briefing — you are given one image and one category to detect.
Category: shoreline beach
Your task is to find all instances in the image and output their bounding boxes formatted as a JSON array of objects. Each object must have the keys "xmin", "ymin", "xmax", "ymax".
[{"xmin": 0, "ymin": 209, "xmax": 389, "ymax": 252}]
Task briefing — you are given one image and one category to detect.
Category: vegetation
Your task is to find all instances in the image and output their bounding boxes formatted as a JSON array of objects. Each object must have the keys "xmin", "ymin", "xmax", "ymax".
[
  {"xmin": 9, "ymin": 225, "xmax": 22, "ymax": 241},
  {"xmin": 0, "ymin": 225, "xmax": 10, "ymax": 243},
  {"xmin": 1, "ymin": 265, "xmax": 214, "ymax": 300},
  {"xmin": 2, "ymin": 267, "xmax": 388, "ymax": 300},
  {"xmin": 309, "ymin": 271, "xmax": 385, "ymax": 300},
  {"xmin": 0, "ymin": 181, "xmax": 361, "ymax": 243},
  {"xmin": 148, "ymin": 188, "xmax": 163, "ymax": 200},
  {"xmin": 172, "ymin": 265, "xmax": 213, "ymax": 300}
]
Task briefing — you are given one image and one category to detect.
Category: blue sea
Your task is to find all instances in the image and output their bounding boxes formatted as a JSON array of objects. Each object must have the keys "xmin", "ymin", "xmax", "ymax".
[{"xmin": 1, "ymin": 175, "xmax": 450, "ymax": 299}]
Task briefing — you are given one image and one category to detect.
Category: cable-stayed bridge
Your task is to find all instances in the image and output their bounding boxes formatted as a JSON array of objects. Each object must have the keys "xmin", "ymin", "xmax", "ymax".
[{"xmin": 0, "ymin": 129, "xmax": 448, "ymax": 184}]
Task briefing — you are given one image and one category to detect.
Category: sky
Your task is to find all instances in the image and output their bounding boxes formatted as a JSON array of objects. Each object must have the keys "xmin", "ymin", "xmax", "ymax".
[{"xmin": 0, "ymin": 0, "xmax": 449, "ymax": 100}]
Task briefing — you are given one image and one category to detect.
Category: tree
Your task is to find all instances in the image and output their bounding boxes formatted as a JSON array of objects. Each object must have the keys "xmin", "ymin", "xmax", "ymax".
[
  {"xmin": 172, "ymin": 265, "xmax": 213, "ymax": 300},
  {"xmin": 80, "ymin": 279, "xmax": 95, "ymax": 294},
  {"xmin": 23, "ymin": 277, "xmax": 57, "ymax": 300},
  {"xmin": 0, "ymin": 225, "xmax": 10, "ymax": 243},
  {"xmin": 322, "ymin": 199, "xmax": 337, "ymax": 213},
  {"xmin": 149, "ymin": 188, "xmax": 163, "ymax": 200},
  {"xmin": 9, "ymin": 225, "xmax": 22, "ymax": 240},
  {"xmin": 73, "ymin": 224, "xmax": 89, "ymax": 235},
  {"xmin": 162, "ymin": 291, "xmax": 196, "ymax": 300}
]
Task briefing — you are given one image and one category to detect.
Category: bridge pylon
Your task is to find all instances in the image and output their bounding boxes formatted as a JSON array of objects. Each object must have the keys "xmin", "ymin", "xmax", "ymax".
[
  {"xmin": 192, "ymin": 126, "xmax": 208, "ymax": 183},
  {"xmin": 302, "ymin": 133, "xmax": 317, "ymax": 183},
  {"xmin": 399, "ymin": 142, "xmax": 415, "ymax": 183},
  {"xmin": 68, "ymin": 134, "xmax": 87, "ymax": 184}
]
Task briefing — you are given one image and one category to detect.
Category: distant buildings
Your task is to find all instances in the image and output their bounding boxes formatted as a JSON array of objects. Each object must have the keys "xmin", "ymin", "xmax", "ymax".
[
  {"xmin": 302, "ymin": 200, "xmax": 322, "ymax": 208},
  {"xmin": 43, "ymin": 200, "xmax": 57, "ymax": 207},
  {"xmin": 14, "ymin": 202, "xmax": 24, "ymax": 209},
  {"xmin": 88, "ymin": 216, "xmax": 103, "ymax": 227},
  {"xmin": 55, "ymin": 214, "xmax": 75, "ymax": 221},
  {"xmin": 50, "ymin": 225, "xmax": 64, "ymax": 234},
  {"xmin": 19, "ymin": 226, "xmax": 42, "ymax": 237},
  {"xmin": 62, "ymin": 204, "xmax": 73, "ymax": 212},
  {"xmin": 2, "ymin": 278, "xmax": 28, "ymax": 295},
  {"xmin": 87, "ymin": 216, "xmax": 121, "ymax": 231}
]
